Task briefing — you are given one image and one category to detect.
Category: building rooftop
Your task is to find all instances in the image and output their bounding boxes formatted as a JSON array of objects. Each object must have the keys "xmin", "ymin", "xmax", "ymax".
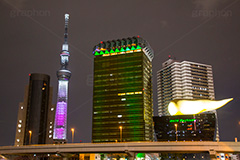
[{"xmin": 92, "ymin": 36, "xmax": 154, "ymax": 61}]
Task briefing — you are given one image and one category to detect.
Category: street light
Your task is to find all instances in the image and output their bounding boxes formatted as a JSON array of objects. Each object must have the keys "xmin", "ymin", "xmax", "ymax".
[
  {"xmin": 174, "ymin": 124, "xmax": 178, "ymax": 141},
  {"xmin": 119, "ymin": 126, "xmax": 122, "ymax": 142},
  {"xmin": 29, "ymin": 130, "xmax": 32, "ymax": 144},
  {"xmin": 235, "ymin": 121, "xmax": 240, "ymax": 142},
  {"xmin": 71, "ymin": 128, "xmax": 75, "ymax": 143}
]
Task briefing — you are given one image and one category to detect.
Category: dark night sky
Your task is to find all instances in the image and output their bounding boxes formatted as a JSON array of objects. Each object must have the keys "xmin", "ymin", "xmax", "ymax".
[{"xmin": 0, "ymin": 0, "xmax": 240, "ymax": 146}]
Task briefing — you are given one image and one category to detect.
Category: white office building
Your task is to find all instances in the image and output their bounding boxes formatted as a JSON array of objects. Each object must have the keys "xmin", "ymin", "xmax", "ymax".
[
  {"xmin": 157, "ymin": 58, "xmax": 215, "ymax": 116},
  {"xmin": 157, "ymin": 57, "xmax": 219, "ymax": 141}
]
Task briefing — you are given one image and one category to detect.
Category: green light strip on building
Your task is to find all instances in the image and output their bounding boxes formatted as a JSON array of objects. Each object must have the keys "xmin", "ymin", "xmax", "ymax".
[
  {"xmin": 169, "ymin": 119, "xmax": 196, "ymax": 123},
  {"xmin": 115, "ymin": 48, "xmax": 120, "ymax": 53},
  {"xmin": 131, "ymin": 46, "xmax": 136, "ymax": 50},
  {"xmin": 120, "ymin": 47, "xmax": 125, "ymax": 52},
  {"xmin": 136, "ymin": 45, "xmax": 141, "ymax": 50},
  {"xmin": 94, "ymin": 45, "xmax": 142, "ymax": 56}
]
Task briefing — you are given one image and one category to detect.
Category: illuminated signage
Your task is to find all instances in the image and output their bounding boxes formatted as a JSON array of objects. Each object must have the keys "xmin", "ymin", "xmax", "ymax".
[{"xmin": 169, "ymin": 119, "xmax": 196, "ymax": 123}]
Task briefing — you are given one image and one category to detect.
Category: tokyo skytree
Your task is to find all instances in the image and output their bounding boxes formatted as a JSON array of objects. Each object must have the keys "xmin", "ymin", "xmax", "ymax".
[{"xmin": 53, "ymin": 14, "xmax": 71, "ymax": 143}]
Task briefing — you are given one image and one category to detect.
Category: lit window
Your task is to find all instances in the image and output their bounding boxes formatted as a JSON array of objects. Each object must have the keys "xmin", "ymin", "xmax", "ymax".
[
  {"xmin": 17, "ymin": 139, "xmax": 20, "ymax": 142},
  {"xmin": 18, "ymin": 124, "xmax": 21, "ymax": 128},
  {"xmin": 135, "ymin": 91, "xmax": 142, "ymax": 94},
  {"xmin": 20, "ymin": 106, "xmax": 23, "ymax": 109},
  {"xmin": 50, "ymin": 126, "xmax": 52, "ymax": 129},
  {"xmin": 50, "ymin": 122, "xmax": 52, "ymax": 124},
  {"xmin": 49, "ymin": 135, "xmax": 52, "ymax": 138},
  {"xmin": 49, "ymin": 130, "xmax": 52, "ymax": 133},
  {"xmin": 18, "ymin": 129, "xmax": 21, "ymax": 133},
  {"xmin": 110, "ymin": 74, "xmax": 113, "ymax": 76},
  {"xmin": 121, "ymin": 98, "xmax": 126, "ymax": 101},
  {"xmin": 117, "ymin": 115, "xmax": 122, "ymax": 118},
  {"xmin": 19, "ymin": 120, "xmax": 22, "ymax": 123},
  {"xmin": 42, "ymin": 88, "xmax": 45, "ymax": 90},
  {"xmin": 94, "ymin": 112, "xmax": 98, "ymax": 114},
  {"xmin": 51, "ymin": 108, "xmax": 54, "ymax": 111}
]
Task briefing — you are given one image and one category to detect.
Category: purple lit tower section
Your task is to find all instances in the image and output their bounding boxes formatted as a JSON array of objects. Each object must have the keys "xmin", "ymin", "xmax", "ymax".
[{"xmin": 53, "ymin": 14, "xmax": 71, "ymax": 143}]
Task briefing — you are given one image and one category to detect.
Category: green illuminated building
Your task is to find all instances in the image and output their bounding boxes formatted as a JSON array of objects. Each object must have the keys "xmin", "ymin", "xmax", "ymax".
[{"xmin": 92, "ymin": 36, "xmax": 154, "ymax": 142}]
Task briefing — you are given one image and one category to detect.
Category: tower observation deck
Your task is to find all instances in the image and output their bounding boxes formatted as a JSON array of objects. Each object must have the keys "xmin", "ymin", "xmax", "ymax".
[{"xmin": 53, "ymin": 14, "xmax": 71, "ymax": 143}]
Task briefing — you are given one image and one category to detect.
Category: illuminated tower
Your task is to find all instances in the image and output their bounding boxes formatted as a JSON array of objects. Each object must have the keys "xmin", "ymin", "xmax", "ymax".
[
  {"xmin": 53, "ymin": 14, "xmax": 71, "ymax": 143},
  {"xmin": 92, "ymin": 36, "xmax": 154, "ymax": 142}
]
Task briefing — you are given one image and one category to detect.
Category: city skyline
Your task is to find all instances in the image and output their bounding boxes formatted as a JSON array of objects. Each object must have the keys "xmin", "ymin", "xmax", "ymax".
[{"xmin": 0, "ymin": 0, "xmax": 240, "ymax": 146}]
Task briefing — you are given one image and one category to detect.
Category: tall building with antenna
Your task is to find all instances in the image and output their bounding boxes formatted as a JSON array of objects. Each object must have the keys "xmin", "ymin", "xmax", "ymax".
[{"xmin": 53, "ymin": 14, "xmax": 71, "ymax": 143}]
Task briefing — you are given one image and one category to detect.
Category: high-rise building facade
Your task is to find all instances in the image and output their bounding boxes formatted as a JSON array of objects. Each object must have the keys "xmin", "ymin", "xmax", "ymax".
[
  {"xmin": 53, "ymin": 14, "xmax": 71, "ymax": 143},
  {"xmin": 157, "ymin": 57, "xmax": 219, "ymax": 141},
  {"xmin": 92, "ymin": 36, "xmax": 154, "ymax": 142},
  {"xmin": 15, "ymin": 73, "xmax": 55, "ymax": 146},
  {"xmin": 157, "ymin": 58, "xmax": 215, "ymax": 116}
]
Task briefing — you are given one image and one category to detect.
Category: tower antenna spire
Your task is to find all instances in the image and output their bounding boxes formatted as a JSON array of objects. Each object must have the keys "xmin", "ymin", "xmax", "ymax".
[
  {"xmin": 62, "ymin": 14, "xmax": 69, "ymax": 51},
  {"xmin": 64, "ymin": 13, "xmax": 69, "ymax": 44}
]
